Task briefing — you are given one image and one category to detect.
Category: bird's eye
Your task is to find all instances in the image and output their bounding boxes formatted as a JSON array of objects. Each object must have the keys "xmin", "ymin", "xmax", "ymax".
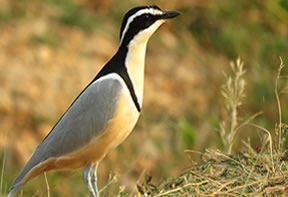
[{"xmin": 145, "ymin": 15, "xmax": 151, "ymax": 19}]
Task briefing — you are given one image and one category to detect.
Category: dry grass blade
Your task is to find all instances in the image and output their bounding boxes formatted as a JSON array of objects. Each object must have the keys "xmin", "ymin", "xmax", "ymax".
[
  {"xmin": 44, "ymin": 172, "xmax": 50, "ymax": 197},
  {"xmin": 274, "ymin": 57, "xmax": 284, "ymax": 152},
  {"xmin": 247, "ymin": 123, "xmax": 275, "ymax": 174},
  {"xmin": 216, "ymin": 178, "xmax": 238, "ymax": 192},
  {"xmin": 0, "ymin": 151, "xmax": 6, "ymax": 196},
  {"xmin": 228, "ymin": 111, "xmax": 263, "ymax": 154},
  {"xmin": 155, "ymin": 180, "xmax": 209, "ymax": 197}
]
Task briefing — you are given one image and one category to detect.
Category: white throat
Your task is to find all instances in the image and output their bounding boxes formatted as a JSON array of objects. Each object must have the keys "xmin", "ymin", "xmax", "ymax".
[
  {"xmin": 123, "ymin": 20, "xmax": 164, "ymax": 108},
  {"xmin": 124, "ymin": 38, "xmax": 147, "ymax": 107}
]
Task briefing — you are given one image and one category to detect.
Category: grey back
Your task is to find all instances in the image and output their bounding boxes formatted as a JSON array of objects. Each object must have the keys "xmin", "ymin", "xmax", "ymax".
[{"xmin": 9, "ymin": 73, "xmax": 123, "ymax": 194}]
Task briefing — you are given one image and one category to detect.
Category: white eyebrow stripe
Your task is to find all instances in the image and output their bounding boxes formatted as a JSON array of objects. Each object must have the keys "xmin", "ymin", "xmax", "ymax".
[{"xmin": 120, "ymin": 8, "xmax": 163, "ymax": 44}]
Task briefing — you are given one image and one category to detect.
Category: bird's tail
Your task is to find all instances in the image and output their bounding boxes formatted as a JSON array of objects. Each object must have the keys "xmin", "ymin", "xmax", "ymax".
[
  {"xmin": 8, "ymin": 150, "xmax": 42, "ymax": 197},
  {"xmin": 8, "ymin": 182, "xmax": 23, "ymax": 197}
]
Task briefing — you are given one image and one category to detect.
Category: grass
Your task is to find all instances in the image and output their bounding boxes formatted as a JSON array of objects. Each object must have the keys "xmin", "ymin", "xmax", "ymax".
[
  {"xmin": 219, "ymin": 58, "xmax": 247, "ymax": 154},
  {"xmin": 135, "ymin": 59, "xmax": 288, "ymax": 196},
  {"xmin": 0, "ymin": 151, "xmax": 7, "ymax": 197},
  {"xmin": 138, "ymin": 149, "xmax": 288, "ymax": 196},
  {"xmin": 275, "ymin": 57, "xmax": 285, "ymax": 152}
]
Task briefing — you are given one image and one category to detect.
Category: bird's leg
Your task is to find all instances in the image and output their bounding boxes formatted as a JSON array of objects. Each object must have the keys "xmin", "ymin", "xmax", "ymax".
[
  {"xmin": 83, "ymin": 164, "xmax": 97, "ymax": 197},
  {"xmin": 90, "ymin": 164, "xmax": 99, "ymax": 197}
]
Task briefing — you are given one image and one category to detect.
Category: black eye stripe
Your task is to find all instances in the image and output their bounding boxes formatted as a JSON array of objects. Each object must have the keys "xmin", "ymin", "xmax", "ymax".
[
  {"xmin": 119, "ymin": 7, "xmax": 164, "ymax": 44},
  {"xmin": 142, "ymin": 14, "xmax": 153, "ymax": 19},
  {"xmin": 120, "ymin": 6, "xmax": 160, "ymax": 40}
]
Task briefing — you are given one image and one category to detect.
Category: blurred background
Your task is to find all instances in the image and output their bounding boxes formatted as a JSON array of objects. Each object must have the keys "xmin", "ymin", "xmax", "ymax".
[{"xmin": 0, "ymin": 0, "xmax": 288, "ymax": 196}]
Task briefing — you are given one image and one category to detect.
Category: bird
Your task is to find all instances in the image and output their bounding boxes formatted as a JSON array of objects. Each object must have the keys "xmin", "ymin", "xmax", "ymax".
[{"xmin": 8, "ymin": 5, "xmax": 179, "ymax": 197}]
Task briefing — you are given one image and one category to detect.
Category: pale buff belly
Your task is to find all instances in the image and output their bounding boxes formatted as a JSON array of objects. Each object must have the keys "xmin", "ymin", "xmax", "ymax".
[{"xmin": 23, "ymin": 90, "xmax": 140, "ymax": 184}]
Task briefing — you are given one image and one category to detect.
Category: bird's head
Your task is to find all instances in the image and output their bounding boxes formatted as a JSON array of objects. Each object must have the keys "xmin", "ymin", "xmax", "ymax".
[{"xmin": 119, "ymin": 5, "xmax": 180, "ymax": 46}]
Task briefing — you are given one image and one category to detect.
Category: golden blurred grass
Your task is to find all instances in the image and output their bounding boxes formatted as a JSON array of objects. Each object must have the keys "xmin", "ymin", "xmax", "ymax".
[{"xmin": 0, "ymin": 0, "xmax": 288, "ymax": 196}]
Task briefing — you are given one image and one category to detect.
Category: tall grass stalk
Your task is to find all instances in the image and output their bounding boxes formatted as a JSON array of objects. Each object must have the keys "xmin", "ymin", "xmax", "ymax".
[
  {"xmin": 44, "ymin": 172, "xmax": 50, "ymax": 197},
  {"xmin": 219, "ymin": 58, "xmax": 246, "ymax": 154},
  {"xmin": 0, "ymin": 151, "xmax": 7, "ymax": 196},
  {"xmin": 274, "ymin": 57, "xmax": 284, "ymax": 152}
]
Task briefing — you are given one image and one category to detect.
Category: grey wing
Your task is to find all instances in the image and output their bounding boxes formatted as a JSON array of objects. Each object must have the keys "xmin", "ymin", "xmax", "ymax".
[
  {"xmin": 41, "ymin": 75, "xmax": 123, "ymax": 157},
  {"xmin": 8, "ymin": 74, "xmax": 123, "ymax": 196}
]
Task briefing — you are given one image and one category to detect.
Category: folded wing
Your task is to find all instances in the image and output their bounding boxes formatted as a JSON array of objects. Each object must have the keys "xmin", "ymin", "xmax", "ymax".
[{"xmin": 8, "ymin": 73, "xmax": 123, "ymax": 197}]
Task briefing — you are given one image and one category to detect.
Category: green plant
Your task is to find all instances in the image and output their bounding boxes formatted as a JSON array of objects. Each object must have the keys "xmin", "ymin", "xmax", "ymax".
[
  {"xmin": 0, "ymin": 152, "xmax": 7, "ymax": 197},
  {"xmin": 218, "ymin": 58, "xmax": 247, "ymax": 153}
]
